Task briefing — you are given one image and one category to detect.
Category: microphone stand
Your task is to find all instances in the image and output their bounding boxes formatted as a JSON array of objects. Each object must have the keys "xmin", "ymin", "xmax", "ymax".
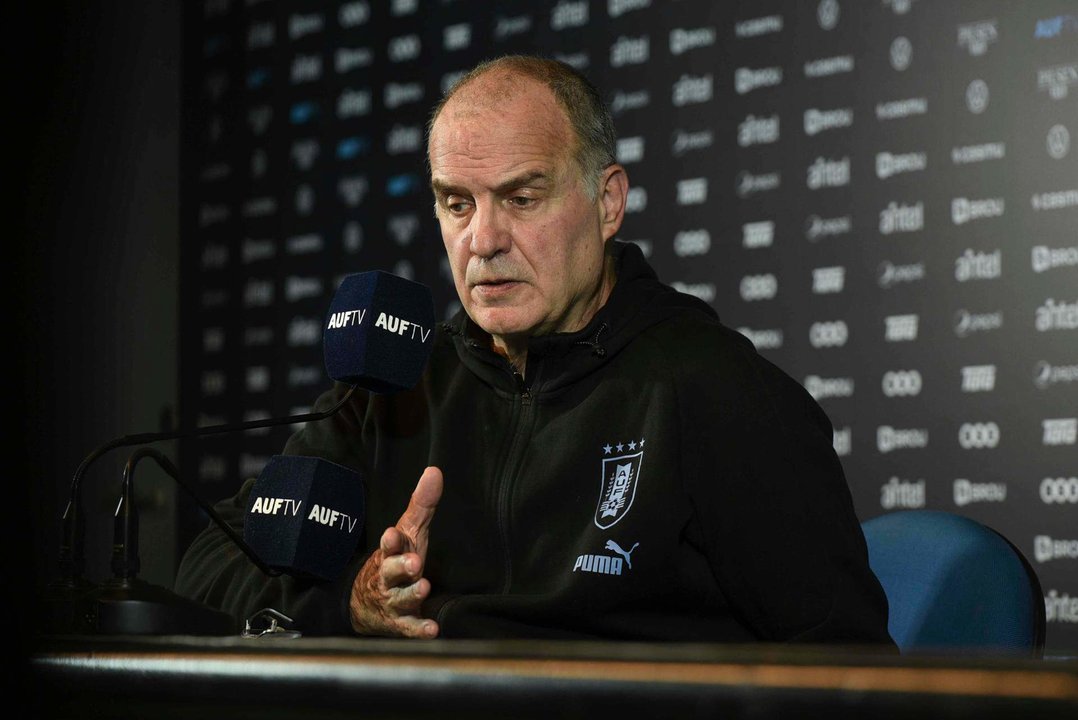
[
  {"xmin": 47, "ymin": 386, "xmax": 356, "ymax": 634},
  {"xmin": 89, "ymin": 447, "xmax": 279, "ymax": 636}
]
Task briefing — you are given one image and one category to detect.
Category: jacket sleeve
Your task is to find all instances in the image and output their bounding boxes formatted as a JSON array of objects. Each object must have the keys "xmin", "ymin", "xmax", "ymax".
[
  {"xmin": 172, "ymin": 382, "xmax": 371, "ymax": 636},
  {"xmin": 680, "ymin": 330, "xmax": 896, "ymax": 649}
]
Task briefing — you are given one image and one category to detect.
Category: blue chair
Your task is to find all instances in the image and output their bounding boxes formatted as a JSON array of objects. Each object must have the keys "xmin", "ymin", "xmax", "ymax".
[{"xmin": 861, "ymin": 510, "xmax": 1046, "ymax": 657}]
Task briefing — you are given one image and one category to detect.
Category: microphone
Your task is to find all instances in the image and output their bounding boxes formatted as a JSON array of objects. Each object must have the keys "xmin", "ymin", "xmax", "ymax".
[
  {"xmin": 243, "ymin": 455, "xmax": 365, "ymax": 581},
  {"xmin": 47, "ymin": 270, "xmax": 434, "ymax": 633},
  {"xmin": 238, "ymin": 269, "xmax": 440, "ymax": 581}
]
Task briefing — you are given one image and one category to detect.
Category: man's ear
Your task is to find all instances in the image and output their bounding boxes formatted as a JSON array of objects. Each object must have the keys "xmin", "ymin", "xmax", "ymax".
[{"xmin": 598, "ymin": 164, "xmax": 629, "ymax": 241}]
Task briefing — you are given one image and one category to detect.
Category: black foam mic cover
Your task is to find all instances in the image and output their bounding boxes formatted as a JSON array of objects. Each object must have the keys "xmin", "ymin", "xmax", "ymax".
[
  {"xmin": 243, "ymin": 455, "xmax": 365, "ymax": 581},
  {"xmin": 323, "ymin": 270, "xmax": 436, "ymax": 392}
]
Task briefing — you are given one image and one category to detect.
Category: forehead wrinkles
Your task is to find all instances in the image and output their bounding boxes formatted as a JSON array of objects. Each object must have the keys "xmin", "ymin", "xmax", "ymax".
[{"xmin": 429, "ymin": 75, "xmax": 574, "ymax": 180}]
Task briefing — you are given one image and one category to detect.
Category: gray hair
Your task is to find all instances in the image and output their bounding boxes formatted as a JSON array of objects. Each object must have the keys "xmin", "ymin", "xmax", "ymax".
[{"xmin": 427, "ymin": 55, "xmax": 617, "ymax": 199}]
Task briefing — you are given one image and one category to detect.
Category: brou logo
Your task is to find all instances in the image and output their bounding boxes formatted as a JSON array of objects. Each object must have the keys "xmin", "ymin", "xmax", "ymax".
[{"xmin": 596, "ymin": 440, "xmax": 645, "ymax": 529}]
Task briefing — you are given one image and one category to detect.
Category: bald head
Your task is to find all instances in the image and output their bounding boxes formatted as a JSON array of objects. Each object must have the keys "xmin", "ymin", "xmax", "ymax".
[{"xmin": 428, "ymin": 56, "xmax": 617, "ymax": 199}]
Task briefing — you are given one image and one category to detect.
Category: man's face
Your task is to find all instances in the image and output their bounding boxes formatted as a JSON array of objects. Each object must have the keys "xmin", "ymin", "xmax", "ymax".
[{"xmin": 428, "ymin": 75, "xmax": 614, "ymax": 348}]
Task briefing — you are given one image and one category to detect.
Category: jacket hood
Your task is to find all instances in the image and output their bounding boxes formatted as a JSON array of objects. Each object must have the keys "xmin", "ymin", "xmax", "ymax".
[{"xmin": 441, "ymin": 240, "xmax": 720, "ymax": 393}]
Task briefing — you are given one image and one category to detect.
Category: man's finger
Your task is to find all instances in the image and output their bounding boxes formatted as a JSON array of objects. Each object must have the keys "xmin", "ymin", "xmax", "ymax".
[{"xmin": 398, "ymin": 466, "xmax": 443, "ymax": 539}]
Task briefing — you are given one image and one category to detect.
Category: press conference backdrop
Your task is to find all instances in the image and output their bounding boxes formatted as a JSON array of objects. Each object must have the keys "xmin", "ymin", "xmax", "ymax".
[{"xmin": 179, "ymin": 0, "xmax": 1077, "ymax": 653}]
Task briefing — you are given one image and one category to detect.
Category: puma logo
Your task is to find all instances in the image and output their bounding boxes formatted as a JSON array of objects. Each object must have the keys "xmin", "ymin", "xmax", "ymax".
[{"xmin": 604, "ymin": 540, "xmax": 639, "ymax": 569}]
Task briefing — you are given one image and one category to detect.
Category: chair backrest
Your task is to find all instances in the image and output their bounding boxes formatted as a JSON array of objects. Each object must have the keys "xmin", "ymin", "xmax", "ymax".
[{"xmin": 861, "ymin": 509, "xmax": 1046, "ymax": 657}]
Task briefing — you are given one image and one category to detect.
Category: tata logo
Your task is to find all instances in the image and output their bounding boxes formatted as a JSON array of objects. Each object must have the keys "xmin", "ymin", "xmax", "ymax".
[
  {"xmin": 958, "ymin": 422, "xmax": 1000, "ymax": 449},
  {"xmin": 811, "ymin": 266, "xmax": 845, "ymax": 294},
  {"xmin": 742, "ymin": 221, "xmax": 774, "ymax": 248},
  {"xmin": 676, "ymin": 178, "xmax": 708, "ymax": 205},
  {"xmin": 960, "ymin": 365, "xmax": 996, "ymax": 392},
  {"xmin": 1043, "ymin": 418, "xmax": 1078, "ymax": 446},
  {"xmin": 884, "ymin": 314, "xmax": 919, "ymax": 342}
]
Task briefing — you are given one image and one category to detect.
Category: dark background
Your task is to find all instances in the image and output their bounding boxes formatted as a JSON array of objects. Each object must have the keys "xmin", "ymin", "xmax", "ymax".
[{"xmin": 18, "ymin": 1, "xmax": 1076, "ymax": 656}]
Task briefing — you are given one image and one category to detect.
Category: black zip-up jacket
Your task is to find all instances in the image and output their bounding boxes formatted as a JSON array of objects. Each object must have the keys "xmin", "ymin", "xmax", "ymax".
[{"xmin": 175, "ymin": 241, "xmax": 895, "ymax": 647}]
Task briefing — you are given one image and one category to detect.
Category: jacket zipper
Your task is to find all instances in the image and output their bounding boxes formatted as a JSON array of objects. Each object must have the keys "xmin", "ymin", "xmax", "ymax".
[{"xmin": 494, "ymin": 369, "xmax": 533, "ymax": 593}]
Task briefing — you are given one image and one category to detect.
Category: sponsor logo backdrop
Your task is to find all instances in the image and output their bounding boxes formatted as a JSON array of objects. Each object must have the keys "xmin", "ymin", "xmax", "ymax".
[{"xmin": 181, "ymin": 0, "xmax": 1077, "ymax": 651}]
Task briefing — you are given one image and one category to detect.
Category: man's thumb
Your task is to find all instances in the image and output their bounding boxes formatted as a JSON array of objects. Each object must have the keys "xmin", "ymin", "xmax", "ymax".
[{"xmin": 400, "ymin": 466, "xmax": 442, "ymax": 536}]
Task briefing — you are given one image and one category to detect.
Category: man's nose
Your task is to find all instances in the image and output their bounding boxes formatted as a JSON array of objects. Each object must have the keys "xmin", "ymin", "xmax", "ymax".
[{"xmin": 469, "ymin": 202, "xmax": 511, "ymax": 258}]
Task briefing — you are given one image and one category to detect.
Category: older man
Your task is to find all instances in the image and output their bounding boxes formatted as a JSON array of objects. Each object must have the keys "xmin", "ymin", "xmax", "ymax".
[{"xmin": 176, "ymin": 56, "xmax": 895, "ymax": 648}]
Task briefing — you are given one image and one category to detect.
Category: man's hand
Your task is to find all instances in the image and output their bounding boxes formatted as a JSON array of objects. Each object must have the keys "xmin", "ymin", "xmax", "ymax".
[{"xmin": 349, "ymin": 466, "xmax": 443, "ymax": 638}]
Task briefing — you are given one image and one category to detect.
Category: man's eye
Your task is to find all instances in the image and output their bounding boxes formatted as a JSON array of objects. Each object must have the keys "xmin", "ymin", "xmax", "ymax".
[{"xmin": 509, "ymin": 196, "xmax": 534, "ymax": 208}]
